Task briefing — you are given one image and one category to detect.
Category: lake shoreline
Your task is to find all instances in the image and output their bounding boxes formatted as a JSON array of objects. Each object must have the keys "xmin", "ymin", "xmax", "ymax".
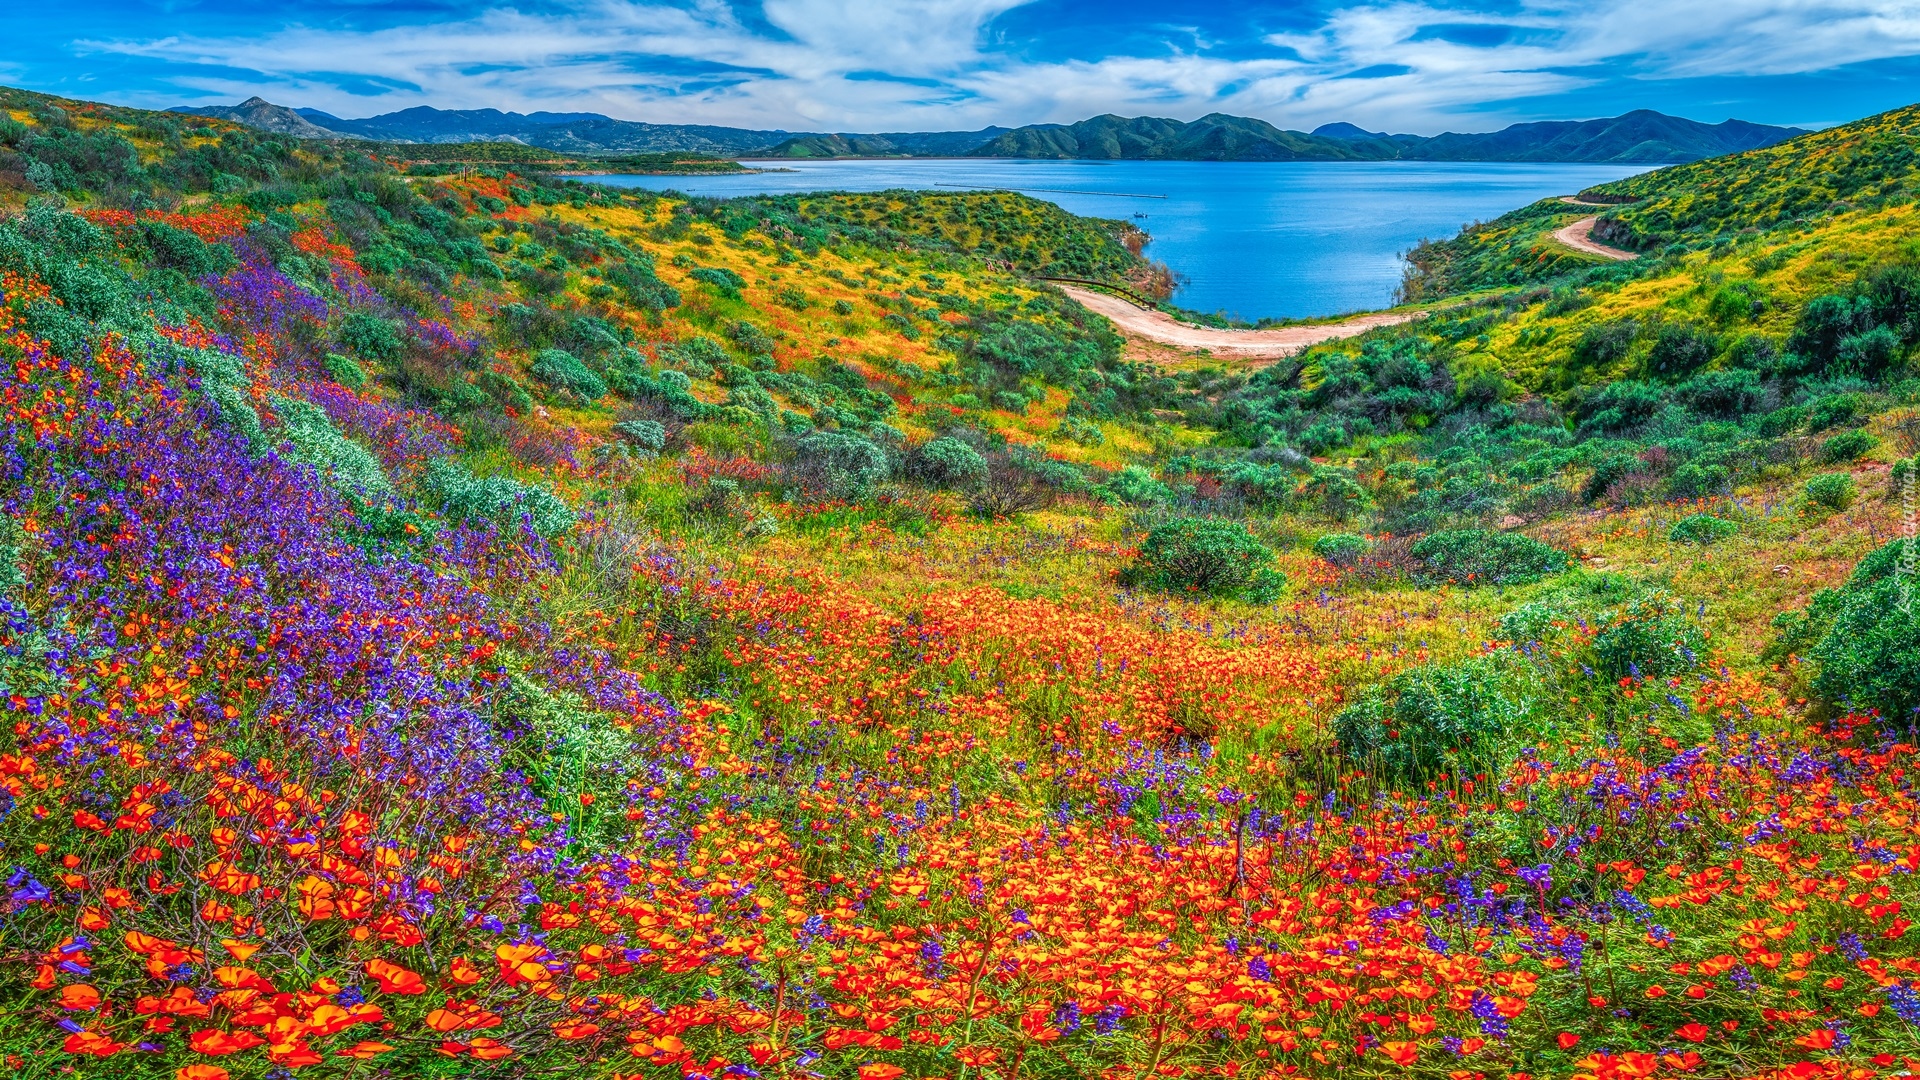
[{"xmin": 587, "ymin": 159, "xmax": 1651, "ymax": 320}]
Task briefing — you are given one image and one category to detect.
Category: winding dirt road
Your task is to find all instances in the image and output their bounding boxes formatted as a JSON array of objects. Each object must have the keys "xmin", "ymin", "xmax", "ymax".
[
  {"xmin": 1056, "ymin": 285, "xmax": 1422, "ymax": 359},
  {"xmin": 1551, "ymin": 216, "xmax": 1637, "ymax": 261}
]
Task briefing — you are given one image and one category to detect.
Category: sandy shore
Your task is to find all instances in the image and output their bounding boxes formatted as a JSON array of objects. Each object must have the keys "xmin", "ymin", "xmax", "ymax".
[{"xmin": 1056, "ymin": 285, "xmax": 1423, "ymax": 359}]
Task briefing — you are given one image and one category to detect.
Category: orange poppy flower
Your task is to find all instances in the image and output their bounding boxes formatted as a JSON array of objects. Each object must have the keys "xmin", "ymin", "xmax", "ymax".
[
  {"xmin": 57, "ymin": 984, "xmax": 102, "ymax": 1011},
  {"xmin": 365, "ymin": 958, "xmax": 426, "ymax": 995}
]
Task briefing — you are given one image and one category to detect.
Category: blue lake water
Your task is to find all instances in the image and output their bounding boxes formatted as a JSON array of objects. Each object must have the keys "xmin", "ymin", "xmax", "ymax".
[{"xmin": 591, "ymin": 159, "xmax": 1651, "ymax": 322}]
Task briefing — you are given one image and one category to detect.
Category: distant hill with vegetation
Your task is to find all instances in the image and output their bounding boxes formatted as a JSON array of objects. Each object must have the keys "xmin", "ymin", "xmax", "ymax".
[{"xmin": 173, "ymin": 95, "xmax": 1803, "ymax": 164}]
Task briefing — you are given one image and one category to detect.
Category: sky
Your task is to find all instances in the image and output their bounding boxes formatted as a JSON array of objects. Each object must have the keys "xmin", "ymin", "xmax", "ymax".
[{"xmin": 6, "ymin": 2, "xmax": 1920, "ymax": 134}]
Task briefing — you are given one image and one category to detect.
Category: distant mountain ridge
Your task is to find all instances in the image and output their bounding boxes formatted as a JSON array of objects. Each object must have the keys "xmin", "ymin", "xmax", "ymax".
[{"xmin": 170, "ymin": 99, "xmax": 1806, "ymax": 165}]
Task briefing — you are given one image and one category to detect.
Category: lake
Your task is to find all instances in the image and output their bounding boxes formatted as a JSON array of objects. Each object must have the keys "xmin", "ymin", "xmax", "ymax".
[{"xmin": 590, "ymin": 159, "xmax": 1651, "ymax": 322}]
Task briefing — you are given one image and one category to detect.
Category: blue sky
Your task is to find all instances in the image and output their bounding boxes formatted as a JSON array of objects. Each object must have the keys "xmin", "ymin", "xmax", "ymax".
[{"xmin": 5, "ymin": 2, "xmax": 1920, "ymax": 133}]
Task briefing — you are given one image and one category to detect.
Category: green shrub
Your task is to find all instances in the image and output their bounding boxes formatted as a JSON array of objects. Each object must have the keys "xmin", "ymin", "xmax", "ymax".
[
  {"xmin": 1102, "ymin": 465, "xmax": 1171, "ymax": 506},
  {"xmin": 141, "ymin": 220, "xmax": 235, "ymax": 277},
  {"xmin": 832, "ymin": 299, "xmax": 855, "ymax": 316},
  {"xmin": 1806, "ymin": 394, "xmax": 1861, "ymax": 431},
  {"xmin": 1411, "ymin": 529, "xmax": 1569, "ymax": 587},
  {"xmin": 1575, "ymin": 380, "xmax": 1662, "ymax": 436},
  {"xmin": 530, "ymin": 348, "xmax": 607, "ymax": 401},
  {"xmin": 1892, "ymin": 456, "xmax": 1918, "ymax": 498},
  {"xmin": 1312, "ymin": 532, "xmax": 1371, "ymax": 568},
  {"xmin": 1571, "ymin": 318, "xmax": 1639, "ymax": 369},
  {"xmin": 612, "ymin": 419, "xmax": 667, "ymax": 452},
  {"xmin": 1818, "ymin": 429, "xmax": 1876, "ymax": 463},
  {"xmin": 1755, "ymin": 404, "xmax": 1806, "ymax": 436},
  {"xmin": 423, "ymin": 459, "xmax": 575, "ymax": 537},
  {"xmin": 1643, "ymin": 323, "xmax": 1716, "ymax": 378},
  {"xmin": 1804, "ymin": 472, "xmax": 1856, "ymax": 510},
  {"xmin": 1119, "ymin": 517, "xmax": 1285, "ymax": 602},
  {"xmin": 270, "ymin": 395, "xmax": 390, "ymax": 497},
  {"xmin": 1675, "ymin": 368, "xmax": 1764, "ymax": 418},
  {"xmin": 906, "ymin": 437, "xmax": 987, "ymax": 489},
  {"xmin": 1304, "ymin": 469, "xmax": 1371, "ymax": 520},
  {"xmin": 1592, "ymin": 592, "xmax": 1705, "ymax": 678},
  {"xmin": 1667, "ymin": 462, "xmax": 1730, "ymax": 499},
  {"xmin": 1783, "ymin": 540, "xmax": 1920, "ymax": 722},
  {"xmin": 1669, "ymin": 513, "xmax": 1739, "ymax": 544},
  {"xmin": 790, "ymin": 431, "xmax": 890, "ymax": 499},
  {"xmin": 689, "ymin": 266, "xmax": 745, "ymax": 298},
  {"xmin": 727, "ymin": 320, "xmax": 776, "ymax": 357},
  {"xmin": 323, "ymin": 352, "xmax": 368, "ymax": 389},
  {"xmin": 1331, "ymin": 655, "xmax": 1536, "ymax": 779},
  {"xmin": 339, "ymin": 313, "xmax": 402, "ymax": 363}
]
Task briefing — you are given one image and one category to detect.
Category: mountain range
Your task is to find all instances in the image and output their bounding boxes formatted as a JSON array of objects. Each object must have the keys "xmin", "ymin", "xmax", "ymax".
[{"xmin": 173, "ymin": 98, "xmax": 1805, "ymax": 165}]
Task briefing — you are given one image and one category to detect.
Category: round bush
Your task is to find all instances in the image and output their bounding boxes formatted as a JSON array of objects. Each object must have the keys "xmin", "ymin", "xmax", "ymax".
[
  {"xmin": 1120, "ymin": 517, "xmax": 1285, "ymax": 602},
  {"xmin": 1593, "ymin": 593, "xmax": 1706, "ymax": 678},
  {"xmin": 1809, "ymin": 540, "xmax": 1920, "ymax": 722},
  {"xmin": 1332, "ymin": 655, "xmax": 1533, "ymax": 779},
  {"xmin": 791, "ymin": 431, "xmax": 890, "ymax": 499},
  {"xmin": 907, "ymin": 437, "xmax": 988, "ymax": 489},
  {"xmin": 1805, "ymin": 472, "xmax": 1857, "ymax": 511},
  {"xmin": 612, "ymin": 419, "xmax": 667, "ymax": 452},
  {"xmin": 531, "ymin": 348, "xmax": 607, "ymax": 401},
  {"xmin": 339, "ymin": 312, "xmax": 402, "ymax": 363},
  {"xmin": 1669, "ymin": 513, "xmax": 1739, "ymax": 544},
  {"xmin": 1312, "ymin": 532, "xmax": 1371, "ymax": 568},
  {"xmin": 1818, "ymin": 429, "xmax": 1876, "ymax": 463},
  {"xmin": 1411, "ymin": 529, "xmax": 1569, "ymax": 587}
]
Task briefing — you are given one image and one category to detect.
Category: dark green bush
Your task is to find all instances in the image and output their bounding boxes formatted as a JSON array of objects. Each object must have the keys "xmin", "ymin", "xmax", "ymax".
[
  {"xmin": 1669, "ymin": 513, "xmax": 1738, "ymax": 544},
  {"xmin": 1667, "ymin": 462, "xmax": 1731, "ymax": 499},
  {"xmin": 1675, "ymin": 368, "xmax": 1764, "ymax": 418},
  {"xmin": 1592, "ymin": 592, "xmax": 1705, "ymax": 678},
  {"xmin": 1805, "ymin": 472, "xmax": 1856, "ymax": 510},
  {"xmin": 1411, "ymin": 529, "xmax": 1569, "ymax": 587},
  {"xmin": 906, "ymin": 437, "xmax": 988, "ymax": 489},
  {"xmin": 339, "ymin": 312, "xmax": 402, "ymax": 363},
  {"xmin": 323, "ymin": 352, "xmax": 368, "ymax": 389},
  {"xmin": 1807, "ymin": 394, "xmax": 1862, "ymax": 431},
  {"xmin": 1571, "ymin": 319, "xmax": 1639, "ymax": 369},
  {"xmin": 1643, "ymin": 323, "xmax": 1716, "ymax": 378},
  {"xmin": 727, "ymin": 319, "xmax": 776, "ymax": 357},
  {"xmin": 689, "ymin": 266, "xmax": 746, "ymax": 298},
  {"xmin": 1101, "ymin": 465, "xmax": 1171, "ymax": 506},
  {"xmin": 1312, "ymin": 532, "xmax": 1370, "ymax": 568},
  {"xmin": 1819, "ymin": 429, "xmax": 1876, "ymax": 463},
  {"xmin": 1575, "ymin": 380, "xmax": 1663, "ymax": 436},
  {"xmin": 1795, "ymin": 540, "xmax": 1920, "ymax": 723},
  {"xmin": 530, "ymin": 348, "xmax": 607, "ymax": 401},
  {"xmin": 1331, "ymin": 655, "xmax": 1534, "ymax": 779},
  {"xmin": 1119, "ymin": 517, "xmax": 1285, "ymax": 602},
  {"xmin": 140, "ymin": 220, "xmax": 235, "ymax": 277}
]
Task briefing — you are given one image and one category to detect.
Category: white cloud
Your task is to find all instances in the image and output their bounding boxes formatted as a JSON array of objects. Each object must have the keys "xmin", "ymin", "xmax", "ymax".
[{"xmin": 74, "ymin": 0, "xmax": 1920, "ymax": 133}]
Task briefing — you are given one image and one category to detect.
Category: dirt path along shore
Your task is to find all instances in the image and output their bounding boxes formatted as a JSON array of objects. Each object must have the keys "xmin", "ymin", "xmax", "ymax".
[
  {"xmin": 1055, "ymin": 285, "xmax": 1422, "ymax": 359},
  {"xmin": 1551, "ymin": 216, "xmax": 1637, "ymax": 261}
]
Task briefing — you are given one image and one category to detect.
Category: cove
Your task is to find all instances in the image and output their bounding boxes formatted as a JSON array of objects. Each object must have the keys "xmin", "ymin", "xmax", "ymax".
[{"xmin": 591, "ymin": 159, "xmax": 1651, "ymax": 322}]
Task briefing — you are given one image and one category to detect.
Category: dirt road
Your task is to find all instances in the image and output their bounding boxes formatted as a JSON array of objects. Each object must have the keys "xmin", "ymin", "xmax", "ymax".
[
  {"xmin": 1055, "ymin": 285, "xmax": 1422, "ymax": 359},
  {"xmin": 1551, "ymin": 216, "xmax": 1637, "ymax": 261}
]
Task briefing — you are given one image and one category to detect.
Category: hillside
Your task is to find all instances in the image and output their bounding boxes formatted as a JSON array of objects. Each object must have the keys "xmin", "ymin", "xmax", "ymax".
[
  {"xmin": 174, "ymin": 94, "xmax": 1803, "ymax": 163},
  {"xmin": 1408, "ymin": 109, "xmax": 1803, "ymax": 163},
  {"xmin": 0, "ymin": 81, "xmax": 1917, "ymax": 1080},
  {"xmin": 1401, "ymin": 101, "xmax": 1920, "ymax": 299}
]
